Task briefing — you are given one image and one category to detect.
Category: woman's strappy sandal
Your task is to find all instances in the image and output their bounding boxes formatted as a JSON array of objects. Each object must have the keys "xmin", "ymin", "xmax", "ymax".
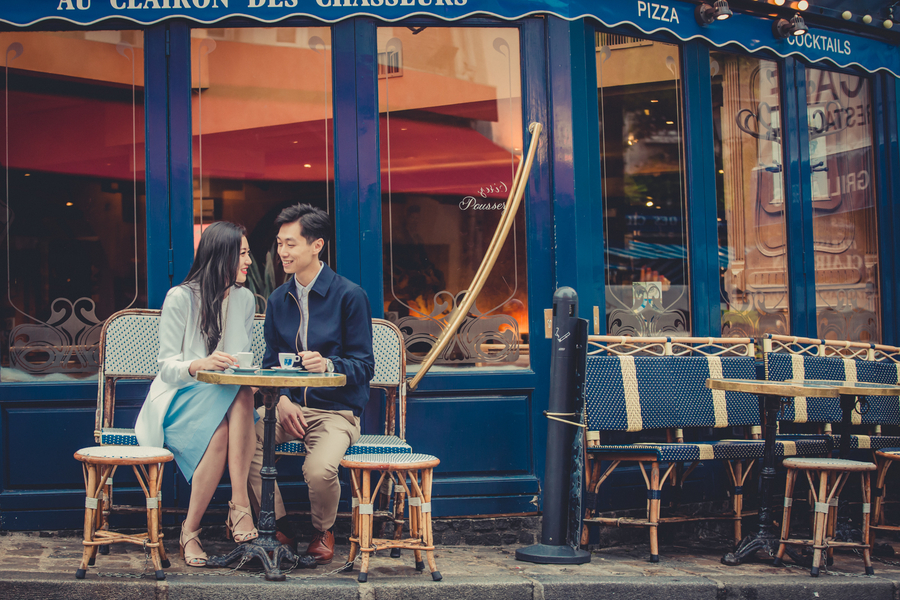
[
  {"xmin": 226, "ymin": 501, "xmax": 259, "ymax": 543},
  {"xmin": 180, "ymin": 523, "xmax": 208, "ymax": 567}
]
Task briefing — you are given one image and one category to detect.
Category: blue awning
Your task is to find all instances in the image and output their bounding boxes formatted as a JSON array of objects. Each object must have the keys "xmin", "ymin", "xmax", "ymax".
[{"xmin": 3, "ymin": 0, "xmax": 898, "ymax": 78}]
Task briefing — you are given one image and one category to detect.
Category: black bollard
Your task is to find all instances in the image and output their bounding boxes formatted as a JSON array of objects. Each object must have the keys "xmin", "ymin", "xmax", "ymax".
[{"xmin": 516, "ymin": 287, "xmax": 591, "ymax": 565}]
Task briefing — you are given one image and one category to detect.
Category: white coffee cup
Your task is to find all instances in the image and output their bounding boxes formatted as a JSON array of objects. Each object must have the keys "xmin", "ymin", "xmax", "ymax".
[
  {"xmin": 278, "ymin": 353, "xmax": 301, "ymax": 369},
  {"xmin": 235, "ymin": 352, "xmax": 254, "ymax": 369}
]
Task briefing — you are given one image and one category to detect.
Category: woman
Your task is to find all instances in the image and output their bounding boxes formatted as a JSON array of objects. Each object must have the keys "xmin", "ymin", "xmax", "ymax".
[{"xmin": 135, "ymin": 221, "xmax": 259, "ymax": 567}]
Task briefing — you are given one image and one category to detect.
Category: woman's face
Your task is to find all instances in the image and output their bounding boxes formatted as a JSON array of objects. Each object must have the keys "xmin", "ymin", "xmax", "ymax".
[{"xmin": 236, "ymin": 236, "xmax": 252, "ymax": 284}]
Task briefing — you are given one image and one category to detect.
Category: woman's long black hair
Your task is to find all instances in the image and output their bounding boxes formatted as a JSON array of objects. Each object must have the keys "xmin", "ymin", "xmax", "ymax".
[{"xmin": 181, "ymin": 221, "xmax": 247, "ymax": 355}]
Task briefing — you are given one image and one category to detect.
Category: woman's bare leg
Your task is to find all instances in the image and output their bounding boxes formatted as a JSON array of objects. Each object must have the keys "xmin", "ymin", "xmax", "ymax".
[
  {"xmin": 183, "ymin": 419, "xmax": 228, "ymax": 555},
  {"xmin": 226, "ymin": 386, "xmax": 257, "ymax": 537}
]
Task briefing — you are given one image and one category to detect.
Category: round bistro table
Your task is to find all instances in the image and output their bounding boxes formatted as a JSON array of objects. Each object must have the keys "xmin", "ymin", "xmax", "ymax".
[
  {"xmin": 196, "ymin": 368, "xmax": 346, "ymax": 581},
  {"xmin": 706, "ymin": 378, "xmax": 839, "ymax": 566}
]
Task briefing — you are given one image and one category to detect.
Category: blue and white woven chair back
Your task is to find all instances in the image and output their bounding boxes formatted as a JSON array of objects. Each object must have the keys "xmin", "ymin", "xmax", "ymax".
[
  {"xmin": 672, "ymin": 356, "xmax": 759, "ymax": 429},
  {"xmin": 101, "ymin": 310, "xmax": 162, "ymax": 377},
  {"xmin": 765, "ymin": 352, "xmax": 845, "ymax": 423},
  {"xmin": 856, "ymin": 358, "xmax": 900, "ymax": 425},
  {"xmin": 585, "ymin": 355, "xmax": 676, "ymax": 432},
  {"xmin": 251, "ymin": 316, "xmax": 266, "ymax": 367},
  {"xmin": 372, "ymin": 319, "xmax": 404, "ymax": 387}
]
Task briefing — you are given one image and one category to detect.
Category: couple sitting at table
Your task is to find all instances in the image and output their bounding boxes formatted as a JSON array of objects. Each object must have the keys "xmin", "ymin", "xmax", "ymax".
[{"xmin": 133, "ymin": 204, "xmax": 375, "ymax": 568}]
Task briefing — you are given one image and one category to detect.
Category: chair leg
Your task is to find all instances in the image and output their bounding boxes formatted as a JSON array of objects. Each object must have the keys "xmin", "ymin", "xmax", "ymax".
[
  {"xmin": 732, "ymin": 461, "xmax": 744, "ymax": 546},
  {"xmin": 421, "ymin": 467, "xmax": 441, "ymax": 581},
  {"xmin": 391, "ymin": 477, "xmax": 405, "ymax": 559},
  {"xmin": 347, "ymin": 469, "xmax": 361, "ymax": 566},
  {"xmin": 358, "ymin": 468, "xmax": 373, "ymax": 583},
  {"xmin": 774, "ymin": 467, "xmax": 798, "ymax": 567},
  {"xmin": 861, "ymin": 472, "xmax": 874, "ymax": 575},
  {"xmin": 76, "ymin": 463, "xmax": 99, "ymax": 579},
  {"xmin": 142, "ymin": 464, "xmax": 165, "ymax": 580},
  {"xmin": 410, "ymin": 470, "xmax": 424, "ymax": 571},
  {"xmin": 811, "ymin": 472, "xmax": 829, "ymax": 577},
  {"xmin": 873, "ymin": 458, "xmax": 892, "ymax": 527},
  {"xmin": 648, "ymin": 462, "xmax": 661, "ymax": 563}
]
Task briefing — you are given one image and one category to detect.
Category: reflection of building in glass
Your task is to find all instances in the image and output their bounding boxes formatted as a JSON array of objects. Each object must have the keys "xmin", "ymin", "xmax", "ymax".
[
  {"xmin": 807, "ymin": 69, "xmax": 880, "ymax": 342},
  {"xmin": 378, "ymin": 27, "xmax": 528, "ymax": 369},
  {"xmin": 599, "ymin": 40, "xmax": 690, "ymax": 336}
]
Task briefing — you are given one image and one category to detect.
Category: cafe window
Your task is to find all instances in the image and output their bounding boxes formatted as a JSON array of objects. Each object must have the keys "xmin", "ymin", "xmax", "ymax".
[
  {"xmin": 597, "ymin": 35, "xmax": 690, "ymax": 336},
  {"xmin": 806, "ymin": 69, "xmax": 880, "ymax": 342},
  {"xmin": 190, "ymin": 27, "xmax": 334, "ymax": 312},
  {"xmin": 0, "ymin": 31, "xmax": 146, "ymax": 382},
  {"xmin": 379, "ymin": 26, "xmax": 528, "ymax": 370},
  {"xmin": 710, "ymin": 52, "xmax": 789, "ymax": 338}
]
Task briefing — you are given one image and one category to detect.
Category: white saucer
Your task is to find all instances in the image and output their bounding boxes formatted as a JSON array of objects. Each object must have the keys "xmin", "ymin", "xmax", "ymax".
[
  {"xmin": 273, "ymin": 365, "xmax": 305, "ymax": 372},
  {"xmin": 228, "ymin": 366, "xmax": 260, "ymax": 374}
]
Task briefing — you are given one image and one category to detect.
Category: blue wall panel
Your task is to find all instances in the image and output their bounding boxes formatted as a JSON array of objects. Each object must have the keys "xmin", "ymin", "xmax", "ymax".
[
  {"xmin": 782, "ymin": 59, "xmax": 816, "ymax": 336},
  {"xmin": 682, "ymin": 41, "xmax": 719, "ymax": 337},
  {"xmin": 405, "ymin": 395, "xmax": 532, "ymax": 477}
]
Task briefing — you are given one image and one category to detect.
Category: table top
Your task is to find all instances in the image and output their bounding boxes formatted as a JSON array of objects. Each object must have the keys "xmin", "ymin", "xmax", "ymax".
[
  {"xmin": 706, "ymin": 378, "xmax": 840, "ymax": 397},
  {"xmin": 786, "ymin": 379, "xmax": 900, "ymax": 396},
  {"xmin": 196, "ymin": 369, "xmax": 346, "ymax": 388}
]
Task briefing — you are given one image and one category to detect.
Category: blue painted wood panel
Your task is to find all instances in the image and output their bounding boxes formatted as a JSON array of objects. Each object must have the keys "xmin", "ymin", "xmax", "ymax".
[{"xmin": 404, "ymin": 395, "xmax": 532, "ymax": 477}]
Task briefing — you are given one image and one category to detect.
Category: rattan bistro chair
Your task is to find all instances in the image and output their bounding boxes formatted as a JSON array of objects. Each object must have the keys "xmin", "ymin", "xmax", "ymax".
[{"xmin": 74, "ymin": 445, "xmax": 174, "ymax": 580}]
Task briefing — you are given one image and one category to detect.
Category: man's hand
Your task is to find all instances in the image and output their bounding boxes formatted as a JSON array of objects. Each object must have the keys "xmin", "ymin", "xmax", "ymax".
[
  {"xmin": 299, "ymin": 351, "xmax": 328, "ymax": 373},
  {"xmin": 278, "ymin": 395, "xmax": 307, "ymax": 439}
]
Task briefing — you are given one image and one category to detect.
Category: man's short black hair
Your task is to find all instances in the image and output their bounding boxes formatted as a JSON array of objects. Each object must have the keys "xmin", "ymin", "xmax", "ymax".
[{"xmin": 275, "ymin": 203, "xmax": 331, "ymax": 249}]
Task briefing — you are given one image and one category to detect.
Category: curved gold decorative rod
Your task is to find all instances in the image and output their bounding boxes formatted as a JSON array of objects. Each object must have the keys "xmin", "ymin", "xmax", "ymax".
[{"xmin": 408, "ymin": 122, "xmax": 543, "ymax": 391}]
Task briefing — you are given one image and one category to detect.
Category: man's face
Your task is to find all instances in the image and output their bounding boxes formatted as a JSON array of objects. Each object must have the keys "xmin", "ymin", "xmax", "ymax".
[{"xmin": 277, "ymin": 221, "xmax": 323, "ymax": 279}]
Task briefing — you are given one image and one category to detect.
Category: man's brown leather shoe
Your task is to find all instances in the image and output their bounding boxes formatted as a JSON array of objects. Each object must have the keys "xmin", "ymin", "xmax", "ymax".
[
  {"xmin": 305, "ymin": 529, "xmax": 334, "ymax": 565},
  {"xmin": 275, "ymin": 530, "xmax": 295, "ymax": 550}
]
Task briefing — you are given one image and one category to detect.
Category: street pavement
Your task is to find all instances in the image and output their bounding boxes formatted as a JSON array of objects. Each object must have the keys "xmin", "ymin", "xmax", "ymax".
[{"xmin": 2, "ymin": 530, "xmax": 900, "ymax": 600}]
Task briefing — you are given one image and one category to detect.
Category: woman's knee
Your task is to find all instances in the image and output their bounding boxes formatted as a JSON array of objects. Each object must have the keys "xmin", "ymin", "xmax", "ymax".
[
  {"xmin": 228, "ymin": 386, "xmax": 255, "ymax": 418},
  {"xmin": 209, "ymin": 420, "xmax": 229, "ymax": 451}
]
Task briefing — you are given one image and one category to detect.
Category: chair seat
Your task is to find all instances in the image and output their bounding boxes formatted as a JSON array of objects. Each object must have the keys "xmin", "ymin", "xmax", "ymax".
[
  {"xmin": 100, "ymin": 427, "xmax": 140, "ymax": 446},
  {"xmin": 875, "ymin": 447, "xmax": 900, "ymax": 460},
  {"xmin": 75, "ymin": 445, "xmax": 173, "ymax": 464},
  {"xmin": 341, "ymin": 453, "xmax": 440, "ymax": 470},
  {"xmin": 587, "ymin": 437, "xmax": 831, "ymax": 462},
  {"xmin": 830, "ymin": 434, "xmax": 900, "ymax": 450},
  {"xmin": 276, "ymin": 434, "xmax": 413, "ymax": 456},
  {"xmin": 102, "ymin": 427, "xmax": 412, "ymax": 457},
  {"xmin": 782, "ymin": 457, "xmax": 877, "ymax": 472}
]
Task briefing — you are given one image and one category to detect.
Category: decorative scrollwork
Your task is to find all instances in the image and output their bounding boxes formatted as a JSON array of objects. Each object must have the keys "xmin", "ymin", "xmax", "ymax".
[
  {"xmin": 606, "ymin": 282, "xmax": 689, "ymax": 337},
  {"xmin": 735, "ymin": 101, "xmax": 781, "ymax": 143},
  {"xmin": 9, "ymin": 297, "xmax": 102, "ymax": 374},
  {"xmin": 393, "ymin": 291, "xmax": 520, "ymax": 366}
]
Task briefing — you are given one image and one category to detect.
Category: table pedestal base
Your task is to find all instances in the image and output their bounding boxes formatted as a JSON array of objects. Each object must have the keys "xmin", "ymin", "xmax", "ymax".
[
  {"xmin": 722, "ymin": 533, "xmax": 780, "ymax": 565},
  {"xmin": 206, "ymin": 537, "xmax": 316, "ymax": 581},
  {"xmin": 206, "ymin": 386, "xmax": 316, "ymax": 580},
  {"xmin": 722, "ymin": 393, "xmax": 786, "ymax": 566}
]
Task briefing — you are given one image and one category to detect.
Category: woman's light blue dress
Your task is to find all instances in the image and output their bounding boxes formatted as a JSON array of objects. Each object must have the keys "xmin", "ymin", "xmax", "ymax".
[{"xmin": 163, "ymin": 380, "xmax": 241, "ymax": 484}]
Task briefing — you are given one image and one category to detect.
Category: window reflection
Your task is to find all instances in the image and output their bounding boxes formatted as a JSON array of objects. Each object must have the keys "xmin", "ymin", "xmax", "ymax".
[
  {"xmin": 711, "ymin": 52, "xmax": 789, "ymax": 338},
  {"xmin": 191, "ymin": 28, "xmax": 334, "ymax": 313},
  {"xmin": 597, "ymin": 34, "xmax": 690, "ymax": 336},
  {"xmin": 807, "ymin": 69, "xmax": 880, "ymax": 342},
  {"xmin": 0, "ymin": 31, "xmax": 146, "ymax": 382},
  {"xmin": 379, "ymin": 27, "xmax": 527, "ymax": 370}
]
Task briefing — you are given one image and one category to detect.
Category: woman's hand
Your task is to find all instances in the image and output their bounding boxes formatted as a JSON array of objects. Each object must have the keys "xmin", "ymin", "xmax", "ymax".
[{"xmin": 188, "ymin": 351, "xmax": 237, "ymax": 376}]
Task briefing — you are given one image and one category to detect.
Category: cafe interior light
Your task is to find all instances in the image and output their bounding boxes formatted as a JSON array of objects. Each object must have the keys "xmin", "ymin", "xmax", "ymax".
[
  {"xmin": 695, "ymin": 0, "xmax": 733, "ymax": 26},
  {"xmin": 797, "ymin": 0, "xmax": 809, "ymax": 10},
  {"xmin": 773, "ymin": 13, "xmax": 808, "ymax": 38}
]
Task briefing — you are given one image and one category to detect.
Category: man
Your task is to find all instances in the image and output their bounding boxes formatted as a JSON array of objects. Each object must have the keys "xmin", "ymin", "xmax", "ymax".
[{"xmin": 248, "ymin": 203, "xmax": 375, "ymax": 565}]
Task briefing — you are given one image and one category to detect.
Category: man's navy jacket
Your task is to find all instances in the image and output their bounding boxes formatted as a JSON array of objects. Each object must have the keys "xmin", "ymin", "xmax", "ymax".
[{"xmin": 262, "ymin": 263, "xmax": 375, "ymax": 416}]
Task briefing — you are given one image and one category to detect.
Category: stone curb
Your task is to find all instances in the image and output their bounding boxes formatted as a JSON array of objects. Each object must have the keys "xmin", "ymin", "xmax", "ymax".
[{"xmin": 1, "ymin": 570, "xmax": 898, "ymax": 600}]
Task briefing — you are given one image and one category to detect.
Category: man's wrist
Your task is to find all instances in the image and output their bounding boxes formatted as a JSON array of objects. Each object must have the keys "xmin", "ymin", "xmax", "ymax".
[{"xmin": 325, "ymin": 358, "xmax": 334, "ymax": 373}]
